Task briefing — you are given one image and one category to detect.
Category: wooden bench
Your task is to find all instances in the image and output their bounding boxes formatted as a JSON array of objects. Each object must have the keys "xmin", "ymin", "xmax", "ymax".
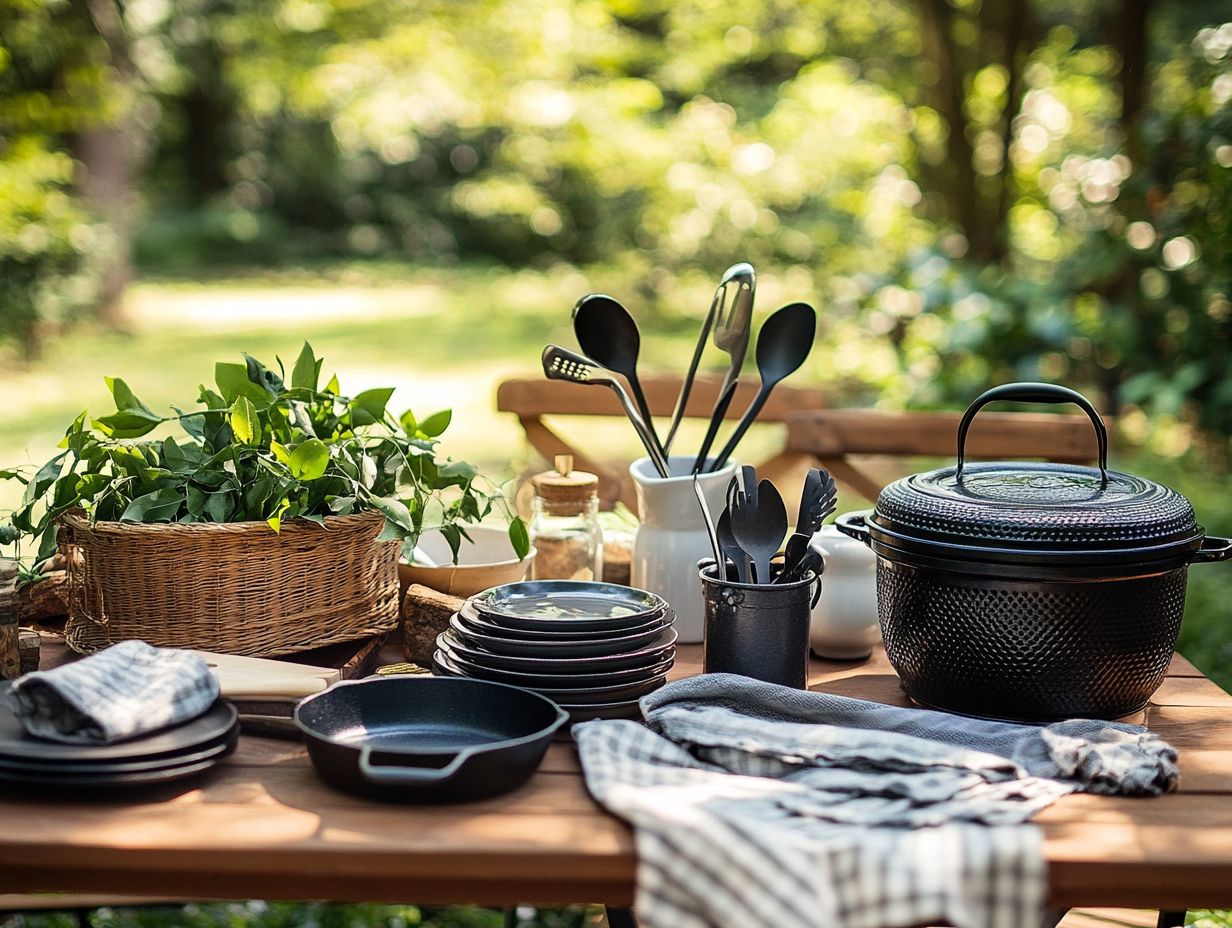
[
  {"xmin": 497, "ymin": 373, "xmax": 825, "ymax": 512},
  {"xmin": 785, "ymin": 407, "xmax": 1107, "ymax": 503}
]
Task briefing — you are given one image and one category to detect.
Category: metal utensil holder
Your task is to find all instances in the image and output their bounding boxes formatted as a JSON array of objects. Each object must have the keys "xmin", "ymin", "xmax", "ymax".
[{"xmin": 699, "ymin": 559, "xmax": 820, "ymax": 688}]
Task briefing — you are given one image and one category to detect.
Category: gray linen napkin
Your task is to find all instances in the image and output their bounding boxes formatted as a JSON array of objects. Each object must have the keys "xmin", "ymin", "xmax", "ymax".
[
  {"xmin": 7, "ymin": 640, "xmax": 220, "ymax": 744},
  {"xmin": 574, "ymin": 673, "xmax": 1177, "ymax": 928}
]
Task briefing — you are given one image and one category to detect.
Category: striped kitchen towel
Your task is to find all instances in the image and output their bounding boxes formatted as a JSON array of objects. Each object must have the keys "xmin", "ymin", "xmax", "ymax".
[
  {"xmin": 574, "ymin": 673, "xmax": 1178, "ymax": 928},
  {"xmin": 7, "ymin": 640, "xmax": 219, "ymax": 744}
]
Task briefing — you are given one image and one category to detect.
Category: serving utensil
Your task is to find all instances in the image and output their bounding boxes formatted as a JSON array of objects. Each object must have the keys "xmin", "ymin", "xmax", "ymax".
[
  {"xmin": 691, "ymin": 265, "xmax": 756, "ymax": 474},
  {"xmin": 542, "ymin": 345, "xmax": 670, "ymax": 477},
  {"xmin": 730, "ymin": 478, "xmax": 788, "ymax": 584},
  {"xmin": 664, "ymin": 263, "xmax": 754, "ymax": 456},
  {"xmin": 572, "ymin": 294, "xmax": 665, "ymax": 460},
  {"xmin": 693, "ymin": 474, "xmax": 724, "ymax": 577},
  {"xmin": 710, "ymin": 302, "xmax": 816, "ymax": 472}
]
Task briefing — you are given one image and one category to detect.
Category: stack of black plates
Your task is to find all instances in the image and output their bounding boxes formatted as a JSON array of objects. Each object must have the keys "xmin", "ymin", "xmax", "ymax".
[
  {"xmin": 0, "ymin": 681, "xmax": 239, "ymax": 793},
  {"xmin": 433, "ymin": 580, "xmax": 676, "ymax": 723}
]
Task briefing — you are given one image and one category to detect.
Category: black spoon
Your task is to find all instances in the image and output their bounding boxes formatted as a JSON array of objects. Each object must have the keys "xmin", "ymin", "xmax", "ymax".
[
  {"xmin": 573, "ymin": 294, "xmax": 665, "ymax": 461},
  {"xmin": 730, "ymin": 478, "xmax": 788, "ymax": 584},
  {"xmin": 711, "ymin": 302, "xmax": 817, "ymax": 471}
]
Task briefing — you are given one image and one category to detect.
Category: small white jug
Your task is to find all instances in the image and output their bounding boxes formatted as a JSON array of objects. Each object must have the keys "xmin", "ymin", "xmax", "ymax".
[{"xmin": 810, "ymin": 524, "xmax": 880, "ymax": 659}]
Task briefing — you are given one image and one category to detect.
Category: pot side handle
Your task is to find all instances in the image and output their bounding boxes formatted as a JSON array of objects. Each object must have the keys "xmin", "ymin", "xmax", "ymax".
[
  {"xmin": 358, "ymin": 745, "xmax": 477, "ymax": 785},
  {"xmin": 835, "ymin": 511, "xmax": 873, "ymax": 546},
  {"xmin": 1192, "ymin": 535, "xmax": 1232, "ymax": 564},
  {"xmin": 955, "ymin": 382, "xmax": 1109, "ymax": 488}
]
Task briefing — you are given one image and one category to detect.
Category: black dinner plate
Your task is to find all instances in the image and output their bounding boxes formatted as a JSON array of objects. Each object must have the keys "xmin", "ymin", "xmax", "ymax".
[
  {"xmin": 558, "ymin": 699, "xmax": 645, "ymax": 723},
  {"xmin": 431, "ymin": 650, "xmax": 668, "ymax": 704},
  {"xmin": 0, "ymin": 755, "xmax": 224, "ymax": 791},
  {"xmin": 0, "ymin": 684, "xmax": 239, "ymax": 764},
  {"xmin": 449, "ymin": 612, "xmax": 671, "ymax": 658},
  {"xmin": 437, "ymin": 627, "xmax": 678, "ymax": 674},
  {"xmin": 432, "ymin": 645, "xmax": 675, "ymax": 688},
  {"xmin": 470, "ymin": 581, "xmax": 667, "ymax": 631},
  {"xmin": 0, "ymin": 724, "xmax": 238, "ymax": 775},
  {"xmin": 458, "ymin": 601, "xmax": 670, "ymax": 640}
]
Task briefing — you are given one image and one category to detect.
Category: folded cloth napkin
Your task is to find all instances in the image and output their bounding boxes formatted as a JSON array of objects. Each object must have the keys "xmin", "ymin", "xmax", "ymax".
[
  {"xmin": 6, "ymin": 640, "xmax": 220, "ymax": 744},
  {"xmin": 574, "ymin": 673, "xmax": 1178, "ymax": 928}
]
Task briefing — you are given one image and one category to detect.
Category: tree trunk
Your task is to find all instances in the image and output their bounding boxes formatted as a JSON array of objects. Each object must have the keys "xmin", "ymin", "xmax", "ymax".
[
  {"xmin": 69, "ymin": 0, "xmax": 141, "ymax": 329},
  {"xmin": 915, "ymin": 0, "xmax": 985, "ymax": 257},
  {"xmin": 991, "ymin": 0, "xmax": 1029, "ymax": 262}
]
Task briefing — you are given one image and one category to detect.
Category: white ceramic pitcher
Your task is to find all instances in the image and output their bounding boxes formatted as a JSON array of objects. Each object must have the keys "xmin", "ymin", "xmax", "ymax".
[
  {"xmin": 809, "ymin": 524, "xmax": 880, "ymax": 659},
  {"xmin": 630, "ymin": 456, "xmax": 737, "ymax": 643}
]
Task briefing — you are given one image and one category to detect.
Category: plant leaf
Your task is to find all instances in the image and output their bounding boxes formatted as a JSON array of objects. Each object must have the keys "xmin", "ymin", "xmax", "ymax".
[
  {"xmin": 418, "ymin": 409, "xmax": 452, "ymax": 437},
  {"xmin": 349, "ymin": 388, "xmax": 396, "ymax": 426},
  {"xmin": 509, "ymin": 517, "xmax": 530, "ymax": 560},
  {"xmin": 291, "ymin": 342, "xmax": 319, "ymax": 391},
  {"xmin": 93, "ymin": 410, "xmax": 163, "ymax": 439},
  {"xmin": 288, "ymin": 439, "xmax": 329, "ymax": 480},
  {"xmin": 105, "ymin": 377, "xmax": 159, "ymax": 417},
  {"xmin": 369, "ymin": 495, "xmax": 415, "ymax": 532},
  {"xmin": 229, "ymin": 397, "xmax": 260, "ymax": 445},
  {"xmin": 120, "ymin": 488, "xmax": 183, "ymax": 523},
  {"xmin": 215, "ymin": 362, "xmax": 273, "ymax": 406}
]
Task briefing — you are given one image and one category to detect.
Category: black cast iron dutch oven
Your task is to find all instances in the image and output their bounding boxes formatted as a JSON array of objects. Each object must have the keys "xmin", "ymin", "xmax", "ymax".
[
  {"xmin": 837, "ymin": 382, "xmax": 1232, "ymax": 723},
  {"xmin": 295, "ymin": 676, "xmax": 568, "ymax": 802}
]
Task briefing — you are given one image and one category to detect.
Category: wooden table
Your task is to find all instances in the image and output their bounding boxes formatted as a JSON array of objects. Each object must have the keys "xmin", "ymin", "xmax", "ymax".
[{"xmin": 1, "ymin": 644, "xmax": 1231, "ymax": 913}]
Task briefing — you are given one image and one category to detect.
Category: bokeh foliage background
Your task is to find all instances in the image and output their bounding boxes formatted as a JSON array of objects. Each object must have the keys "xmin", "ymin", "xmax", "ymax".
[{"xmin": 3, "ymin": 0, "xmax": 1230, "ymax": 436}]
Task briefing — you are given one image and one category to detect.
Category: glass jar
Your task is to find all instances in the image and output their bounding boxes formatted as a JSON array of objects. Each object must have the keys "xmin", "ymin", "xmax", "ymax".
[{"xmin": 529, "ymin": 456, "xmax": 604, "ymax": 582}]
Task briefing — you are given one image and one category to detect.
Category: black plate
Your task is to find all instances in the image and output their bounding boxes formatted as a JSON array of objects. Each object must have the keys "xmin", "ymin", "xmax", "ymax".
[
  {"xmin": 437, "ymin": 627, "xmax": 678, "ymax": 673},
  {"xmin": 458, "ymin": 601, "xmax": 670, "ymax": 640},
  {"xmin": 449, "ymin": 612, "xmax": 671, "ymax": 658},
  {"xmin": 0, "ymin": 755, "xmax": 224, "ymax": 791},
  {"xmin": 432, "ymin": 646, "xmax": 674, "ymax": 688},
  {"xmin": 470, "ymin": 581, "xmax": 667, "ymax": 630},
  {"xmin": 0, "ymin": 684, "xmax": 238, "ymax": 764},
  {"xmin": 559, "ymin": 699, "xmax": 644, "ymax": 723},
  {"xmin": 0, "ymin": 725, "xmax": 238, "ymax": 775},
  {"xmin": 431, "ymin": 650, "xmax": 668, "ymax": 704}
]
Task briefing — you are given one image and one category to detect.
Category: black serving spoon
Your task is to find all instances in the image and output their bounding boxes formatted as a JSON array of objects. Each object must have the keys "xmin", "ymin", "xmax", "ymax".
[
  {"xmin": 573, "ymin": 294, "xmax": 665, "ymax": 462},
  {"xmin": 710, "ymin": 302, "xmax": 816, "ymax": 472},
  {"xmin": 730, "ymin": 478, "xmax": 788, "ymax": 584}
]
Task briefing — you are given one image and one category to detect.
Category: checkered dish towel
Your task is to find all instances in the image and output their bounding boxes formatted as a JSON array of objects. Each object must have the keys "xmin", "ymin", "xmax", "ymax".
[
  {"xmin": 7, "ymin": 640, "xmax": 219, "ymax": 744},
  {"xmin": 574, "ymin": 673, "xmax": 1178, "ymax": 928}
]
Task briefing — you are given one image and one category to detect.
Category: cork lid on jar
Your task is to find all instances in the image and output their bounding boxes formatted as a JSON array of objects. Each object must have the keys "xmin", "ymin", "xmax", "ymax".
[{"xmin": 532, "ymin": 455, "xmax": 599, "ymax": 504}]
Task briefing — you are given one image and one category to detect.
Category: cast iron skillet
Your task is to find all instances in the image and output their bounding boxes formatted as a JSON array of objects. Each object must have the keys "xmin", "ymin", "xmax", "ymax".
[{"xmin": 294, "ymin": 677, "xmax": 568, "ymax": 802}]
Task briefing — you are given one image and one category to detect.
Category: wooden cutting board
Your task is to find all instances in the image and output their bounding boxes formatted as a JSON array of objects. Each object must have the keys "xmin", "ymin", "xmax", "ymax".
[{"xmin": 191, "ymin": 650, "xmax": 341, "ymax": 699}]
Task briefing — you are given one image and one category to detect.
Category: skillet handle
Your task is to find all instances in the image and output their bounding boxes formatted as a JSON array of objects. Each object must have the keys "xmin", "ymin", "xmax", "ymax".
[
  {"xmin": 1192, "ymin": 535, "xmax": 1232, "ymax": 564},
  {"xmin": 357, "ymin": 746, "xmax": 476, "ymax": 785}
]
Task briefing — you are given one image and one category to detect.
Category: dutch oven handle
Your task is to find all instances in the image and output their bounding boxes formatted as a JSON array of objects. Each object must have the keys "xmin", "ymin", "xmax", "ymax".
[
  {"xmin": 1192, "ymin": 536, "xmax": 1232, "ymax": 564},
  {"xmin": 357, "ymin": 745, "xmax": 477, "ymax": 785},
  {"xmin": 956, "ymin": 382, "xmax": 1109, "ymax": 488},
  {"xmin": 836, "ymin": 510, "xmax": 873, "ymax": 546}
]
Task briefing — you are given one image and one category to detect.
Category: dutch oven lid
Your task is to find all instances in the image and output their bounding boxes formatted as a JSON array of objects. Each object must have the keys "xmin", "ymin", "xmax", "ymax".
[{"xmin": 872, "ymin": 383, "xmax": 1200, "ymax": 557}]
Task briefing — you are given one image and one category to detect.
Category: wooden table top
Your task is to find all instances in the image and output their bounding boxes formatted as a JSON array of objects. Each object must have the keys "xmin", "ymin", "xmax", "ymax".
[{"xmin": 2, "ymin": 643, "xmax": 1231, "ymax": 909}]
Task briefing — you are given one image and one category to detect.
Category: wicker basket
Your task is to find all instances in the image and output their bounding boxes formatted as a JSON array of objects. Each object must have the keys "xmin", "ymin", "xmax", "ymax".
[{"xmin": 62, "ymin": 510, "xmax": 400, "ymax": 656}]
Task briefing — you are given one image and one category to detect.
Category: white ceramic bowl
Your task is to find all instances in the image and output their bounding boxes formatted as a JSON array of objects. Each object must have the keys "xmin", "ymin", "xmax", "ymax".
[{"xmin": 398, "ymin": 525, "xmax": 536, "ymax": 599}]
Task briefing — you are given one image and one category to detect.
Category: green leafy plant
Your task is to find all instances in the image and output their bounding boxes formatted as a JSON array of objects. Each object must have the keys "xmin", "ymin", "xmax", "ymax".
[{"xmin": 0, "ymin": 342, "xmax": 528, "ymax": 569}]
